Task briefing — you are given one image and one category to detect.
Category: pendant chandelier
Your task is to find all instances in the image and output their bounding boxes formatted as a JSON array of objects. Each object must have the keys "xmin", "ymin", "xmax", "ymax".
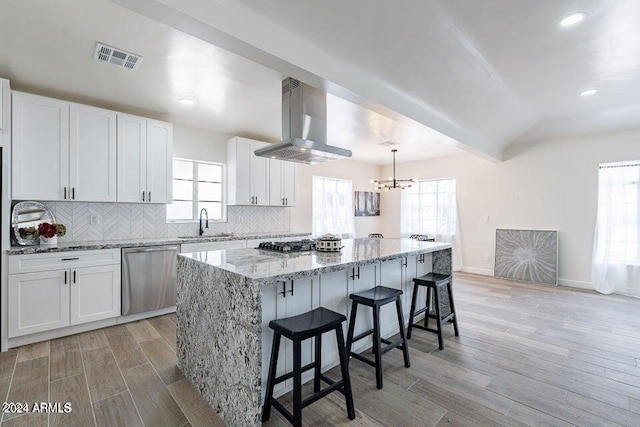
[{"xmin": 371, "ymin": 149, "xmax": 416, "ymax": 190}]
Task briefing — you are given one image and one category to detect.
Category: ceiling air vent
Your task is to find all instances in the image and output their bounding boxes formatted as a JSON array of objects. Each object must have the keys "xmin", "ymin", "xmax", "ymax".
[
  {"xmin": 93, "ymin": 42, "xmax": 143, "ymax": 71},
  {"xmin": 379, "ymin": 141, "xmax": 400, "ymax": 146}
]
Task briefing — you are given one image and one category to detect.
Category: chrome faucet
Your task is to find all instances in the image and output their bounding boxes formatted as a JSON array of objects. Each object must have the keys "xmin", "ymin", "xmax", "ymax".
[{"xmin": 199, "ymin": 208, "xmax": 209, "ymax": 236}]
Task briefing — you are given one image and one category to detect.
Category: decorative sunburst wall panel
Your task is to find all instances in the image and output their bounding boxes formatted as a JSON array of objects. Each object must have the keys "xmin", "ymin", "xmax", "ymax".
[{"xmin": 494, "ymin": 229, "xmax": 558, "ymax": 285}]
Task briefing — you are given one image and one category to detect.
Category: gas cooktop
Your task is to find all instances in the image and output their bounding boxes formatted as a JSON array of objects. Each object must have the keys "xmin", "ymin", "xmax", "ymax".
[{"xmin": 257, "ymin": 239, "xmax": 316, "ymax": 253}]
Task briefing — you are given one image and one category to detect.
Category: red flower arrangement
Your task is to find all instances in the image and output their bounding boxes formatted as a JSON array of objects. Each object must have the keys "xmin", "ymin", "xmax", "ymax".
[{"xmin": 37, "ymin": 222, "xmax": 66, "ymax": 239}]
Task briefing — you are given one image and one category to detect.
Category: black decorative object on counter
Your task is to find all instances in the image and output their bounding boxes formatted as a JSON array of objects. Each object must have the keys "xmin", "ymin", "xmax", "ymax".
[{"xmin": 257, "ymin": 239, "xmax": 316, "ymax": 252}]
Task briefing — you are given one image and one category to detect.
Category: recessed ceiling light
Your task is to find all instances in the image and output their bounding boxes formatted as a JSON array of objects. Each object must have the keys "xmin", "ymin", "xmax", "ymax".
[
  {"xmin": 560, "ymin": 12, "xmax": 586, "ymax": 27},
  {"xmin": 179, "ymin": 98, "xmax": 195, "ymax": 106},
  {"xmin": 580, "ymin": 88, "xmax": 598, "ymax": 97}
]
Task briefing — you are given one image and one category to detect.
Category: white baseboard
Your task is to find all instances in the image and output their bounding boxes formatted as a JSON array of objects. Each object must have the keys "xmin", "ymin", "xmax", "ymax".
[
  {"xmin": 557, "ymin": 278, "xmax": 593, "ymax": 290},
  {"xmin": 460, "ymin": 266, "xmax": 493, "ymax": 276},
  {"xmin": 459, "ymin": 267, "xmax": 594, "ymax": 291}
]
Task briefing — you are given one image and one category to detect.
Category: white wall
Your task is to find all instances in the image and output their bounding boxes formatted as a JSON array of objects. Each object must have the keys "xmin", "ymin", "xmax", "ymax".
[
  {"xmin": 172, "ymin": 124, "xmax": 229, "ymax": 163},
  {"xmin": 289, "ymin": 159, "xmax": 383, "ymax": 237},
  {"xmin": 380, "ymin": 129, "xmax": 640, "ymax": 287}
]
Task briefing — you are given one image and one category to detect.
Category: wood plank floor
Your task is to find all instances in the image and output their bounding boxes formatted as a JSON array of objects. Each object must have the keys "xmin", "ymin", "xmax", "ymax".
[{"xmin": 3, "ymin": 272, "xmax": 640, "ymax": 426}]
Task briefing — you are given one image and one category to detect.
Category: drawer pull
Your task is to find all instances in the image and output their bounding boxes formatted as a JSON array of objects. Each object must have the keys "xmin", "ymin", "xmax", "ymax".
[
  {"xmin": 61, "ymin": 257, "xmax": 80, "ymax": 261},
  {"xmin": 64, "ymin": 271, "xmax": 67, "ymax": 285}
]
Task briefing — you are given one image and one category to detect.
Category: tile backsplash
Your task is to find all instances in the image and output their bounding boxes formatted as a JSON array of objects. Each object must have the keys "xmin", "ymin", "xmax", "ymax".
[{"xmin": 39, "ymin": 202, "xmax": 291, "ymax": 242}]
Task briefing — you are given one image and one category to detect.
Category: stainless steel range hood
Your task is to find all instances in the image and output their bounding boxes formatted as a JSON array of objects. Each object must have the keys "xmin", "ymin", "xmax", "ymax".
[{"xmin": 254, "ymin": 78, "xmax": 352, "ymax": 165}]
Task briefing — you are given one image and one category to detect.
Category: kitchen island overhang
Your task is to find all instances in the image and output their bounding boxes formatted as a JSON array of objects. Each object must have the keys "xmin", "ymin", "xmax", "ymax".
[{"xmin": 176, "ymin": 238, "xmax": 452, "ymax": 426}]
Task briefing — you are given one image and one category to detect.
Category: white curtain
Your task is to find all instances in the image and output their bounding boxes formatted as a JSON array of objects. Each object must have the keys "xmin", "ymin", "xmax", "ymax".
[
  {"xmin": 592, "ymin": 162, "xmax": 640, "ymax": 297},
  {"xmin": 312, "ymin": 176, "xmax": 355, "ymax": 238},
  {"xmin": 401, "ymin": 179, "xmax": 462, "ymax": 270}
]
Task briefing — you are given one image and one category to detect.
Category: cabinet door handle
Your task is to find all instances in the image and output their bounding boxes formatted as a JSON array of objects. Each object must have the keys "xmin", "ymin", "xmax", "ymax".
[
  {"xmin": 148, "ymin": 191, "xmax": 151, "ymax": 202},
  {"xmin": 73, "ymin": 270, "xmax": 76, "ymax": 284},
  {"xmin": 285, "ymin": 198, "xmax": 288, "ymax": 205},
  {"xmin": 64, "ymin": 187, "xmax": 67, "ymax": 200},
  {"xmin": 142, "ymin": 191, "xmax": 146, "ymax": 202},
  {"xmin": 349, "ymin": 267, "xmax": 360, "ymax": 280},
  {"xmin": 72, "ymin": 187, "xmax": 75, "ymax": 200},
  {"xmin": 64, "ymin": 271, "xmax": 67, "ymax": 285},
  {"xmin": 402, "ymin": 257, "xmax": 407, "ymax": 267},
  {"xmin": 282, "ymin": 198, "xmax": 285, "ymax": 206}
]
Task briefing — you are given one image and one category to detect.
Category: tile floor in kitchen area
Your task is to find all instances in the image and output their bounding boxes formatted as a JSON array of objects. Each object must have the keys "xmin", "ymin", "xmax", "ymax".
[{"xmin": 3, "ymin": 273, "xmax": 640, "ymax": 426}]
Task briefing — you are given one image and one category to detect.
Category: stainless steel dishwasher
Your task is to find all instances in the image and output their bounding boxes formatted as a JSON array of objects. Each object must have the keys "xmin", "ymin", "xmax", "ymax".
[{"xmin": 122, "ymin": 245, "xmax": 179, "ymax": 315}]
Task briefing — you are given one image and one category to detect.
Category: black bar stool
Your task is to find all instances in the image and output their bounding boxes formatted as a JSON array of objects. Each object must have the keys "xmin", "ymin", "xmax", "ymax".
[
  {"xmin": 345, "ymin": 286, "xmax": 410, "ymax": 389},
  {"xmin": 407, "ymin": 273, "xmax": 459, "ymax": 349},
  {"xmin": 262, "ymin": 307, "xmax": 355, "ymax": 426}
]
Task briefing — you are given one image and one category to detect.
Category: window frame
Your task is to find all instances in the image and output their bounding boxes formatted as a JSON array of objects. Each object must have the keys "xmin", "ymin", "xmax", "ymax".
[
  {"xmin": 401, "ymin": 177, "xmax": 457, "ymax": 237},
  {"xmin": 595, "ymin": 161, "xmax": 640, "ymax": 266},
  {"xmin": 166, "ymin": 157, "xmax": 227, "ymax": 223},
  {"xmin": 312, "ymin": 175, "xmax": 355, "ymax": 238}
]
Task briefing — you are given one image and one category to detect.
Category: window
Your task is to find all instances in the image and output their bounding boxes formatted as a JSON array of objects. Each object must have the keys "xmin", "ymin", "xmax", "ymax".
[
  {"xmin": 167, "ymin": 158, "xmax": 225, "ymax": 222},
  {"xmin": 312, "ymin": 176, "xmax": 355, "ymax": 237},
  {"xmin": 594, "ymin": 162, "xmax": 640, "ymax": 264},
  {"xmin": 401, "ymin": 178, "xmax": 457, "ymax": 237}
]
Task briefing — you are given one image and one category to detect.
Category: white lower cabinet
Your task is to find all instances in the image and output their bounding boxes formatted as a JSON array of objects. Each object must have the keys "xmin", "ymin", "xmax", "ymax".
[
  {"xmin": 261, "ymin": 259, "xmax": 425, "ymax": 401},
  {"xmin": 9, "ymin": 270, "xmax": 70, "ymax": 337},
  {"xmin": 317, "ymin": 271, "xmax": 350, "ymax": 369},
  {"xmin": 262, "ymin": 277, "xmax": 318, "ymax": 399},
  {"xmin": 8, "ymin": 249, "xmax": 121, "ymax": 338},
  {"xmin": 346, "ymin": 264, "xmax": 377, "ymax": 354},
  {"xmin": 379, "ymin": 258, "xmax": 404, "ymax": 337},
  {"xmin": 71, "ymin": 264, "xmax": 121, "ymax": 325}
]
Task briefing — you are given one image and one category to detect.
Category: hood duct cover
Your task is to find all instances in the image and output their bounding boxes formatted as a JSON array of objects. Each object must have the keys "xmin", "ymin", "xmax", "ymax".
[{"xmin": 254, "ymin": 78, "xmax": 352, "ymax": 165}]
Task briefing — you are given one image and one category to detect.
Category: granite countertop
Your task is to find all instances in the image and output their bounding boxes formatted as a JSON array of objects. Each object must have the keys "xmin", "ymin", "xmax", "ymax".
[
  {"xmin": 179, "ymin": 238, "xmax": 451, "ymax": 283},
  {"xmin": 8, "ymin": 231, "xmax": 312, "ymax": 255}
]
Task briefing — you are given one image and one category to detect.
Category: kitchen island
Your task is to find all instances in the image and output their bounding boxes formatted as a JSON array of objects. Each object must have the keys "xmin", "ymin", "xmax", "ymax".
[{"xmin": 176, "ymin": 238, "xmax": 452, "ymax": 426}]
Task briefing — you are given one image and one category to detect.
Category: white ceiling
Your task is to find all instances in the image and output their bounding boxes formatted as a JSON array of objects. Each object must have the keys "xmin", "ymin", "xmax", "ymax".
[
  {"xmin": 111, "ymin": 0, "xmax": 640, "ymax": 160},
  {"xmin": 0, "ymin": 0, "xmax": 463, "ymax": 165},
  {"xmin": 4, "ymin": 1, "xmax": 639, "ymax": 164}
]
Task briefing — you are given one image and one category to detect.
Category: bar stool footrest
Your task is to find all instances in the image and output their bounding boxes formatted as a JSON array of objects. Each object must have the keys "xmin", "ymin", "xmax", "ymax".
[
  {"xmin": 273, "ymin": 361, "xmax": 318, "ymax": 385},
  {"xmin": 302, "ymin": 380, "xmax": 345, "ymax": 408},
  {"xmin": 425, "ymin": 312, "xmax": 455, "ymax": 323},
  {"xmin": 410, "ymin": 323, "xmax": 440, "ymax": 334},
  {"xmin": 351, "ymin": 328, "xmax": 374, "ymax": 343},
  {"xmin": 380, "ymin": 338, "xmax": 405, "ymax": 355},
  {"xmin": 349, "ymin": 351, "xmax": 377, "ymax": 367}
]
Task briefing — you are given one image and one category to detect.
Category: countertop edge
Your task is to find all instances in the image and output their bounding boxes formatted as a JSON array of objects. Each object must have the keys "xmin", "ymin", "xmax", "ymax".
[
  {"xmin": 7, "ymin": 232, "xmax": 312, "ymax": 255},
  {"xmin": 180, "ymin": 243, "xmax": 452, "ymax": 285}
]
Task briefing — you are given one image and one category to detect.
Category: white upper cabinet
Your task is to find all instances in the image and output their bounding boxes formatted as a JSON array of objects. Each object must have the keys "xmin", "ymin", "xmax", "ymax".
[
  {"xmin": 13, "ymin": 93, "xmax": 118, "ymax": 202},
  {"xmin": 117, "ymin": 114, "xmax": 172, "ymax": 204},
  {"xmin": 269, "ymin": 159, "xmax": 296, "ymax": 207},
  {"xmin": 12, "ymin": 92, "xmax": 171, "ymax": 204},
  {"xmin": 146, "ymin": 119, "xmax": 173, "ymax": 204},
  {"xmin": 117, "ymin": 114, "xmax": 146, "ymax": 202},
  {"xmin": 12, "ymin": 92, "xmax": 70, "ymax": 201},
  {"xmin": 70, "ymin": 104, "xmax": 117, "ymax": 202},
  {"xmin": 227, "ymin": 136, "xmax": 270, "ymax": 206}
]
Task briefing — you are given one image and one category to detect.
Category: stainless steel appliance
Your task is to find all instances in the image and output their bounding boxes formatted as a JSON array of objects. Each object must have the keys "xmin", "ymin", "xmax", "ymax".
[
  {"xmin": 253, "ymin": 78, "xmax": 352, "ymax": 165},
  {"xmin": 122, "ymin": 245, "xmax": 178, "ymax": 315}
]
